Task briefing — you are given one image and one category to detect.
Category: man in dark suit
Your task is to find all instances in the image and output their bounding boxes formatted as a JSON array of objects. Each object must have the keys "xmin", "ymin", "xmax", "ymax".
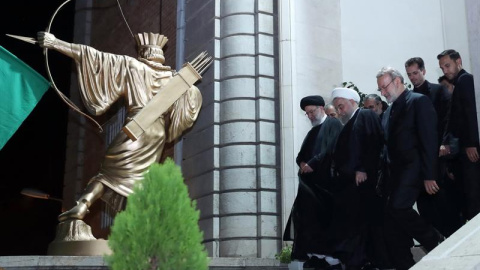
[
  {"xmin": 405, "ymin": 57, "xmax": 463, "ymax": 237},
  {"xmin": 405, "ymin": 57, "xmax": 450, "ymax": 146},
  {"xmin": 377, "ymin": 67, "xmax": 442, "ymax": 270},
  {"xmin": 363, "ymin": 93, "xmax": 384, "ymax": 119},
  {"xmin": 330, "ymin": 88, "xmax": 387, "ymax": 270},
  {"xmin": 438, "ymin": 49, "xmax": 480, "ymax": 221},
  {"xmin": 438, "ymin": 75, "xmax": 454, "ymax": 95},
  {"xmin": 325, "ymin": 103, "xmax": 339, "ymax": 119},
  {"xmin": 284, "ymin": 95, "xmax": 343, "ymax": 270}
]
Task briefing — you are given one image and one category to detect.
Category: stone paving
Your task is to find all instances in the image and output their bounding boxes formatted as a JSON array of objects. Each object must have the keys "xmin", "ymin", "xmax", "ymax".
[{"xmin": 1, "ymin": 215, "xmax": 479, "ymax": 270}]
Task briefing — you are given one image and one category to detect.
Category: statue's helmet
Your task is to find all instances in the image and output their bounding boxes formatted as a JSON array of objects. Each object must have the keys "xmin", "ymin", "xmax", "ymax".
[{"xmin": 135, "ymin": 32, "xmax": 168, "ymax": 64}]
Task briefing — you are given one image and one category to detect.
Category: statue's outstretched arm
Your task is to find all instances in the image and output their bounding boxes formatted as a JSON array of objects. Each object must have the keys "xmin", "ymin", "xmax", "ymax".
[{"xmin": 37, "ymin": 31, "xmax": 81, "ymax": 60}]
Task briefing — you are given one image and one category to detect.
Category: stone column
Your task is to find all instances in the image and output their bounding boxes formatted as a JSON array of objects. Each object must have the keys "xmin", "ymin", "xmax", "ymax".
[
  {"xmin": 465, "ymin": 0, "xmax": 480, "ymax": 142},
  {"xmin": 180, "ymin": 0, "xmax": 280, "ymax": 258}
]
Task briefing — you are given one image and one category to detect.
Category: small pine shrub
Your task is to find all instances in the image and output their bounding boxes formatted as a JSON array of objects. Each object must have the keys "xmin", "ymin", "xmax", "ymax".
[
  {"xmin": 106, "ymin": 159, "xmax": 209, "ymax": 270},
  {"xmin": 275, "ymin": 244, "xmax": 292, "ymax": 264}
]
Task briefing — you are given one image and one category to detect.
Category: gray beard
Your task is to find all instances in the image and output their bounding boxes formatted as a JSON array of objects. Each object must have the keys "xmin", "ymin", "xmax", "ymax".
[
  {"xmin": 339, "ymin": 112, "xmax": 352, "ymax": 125},
  {"xmin": 310, "ymin": 115, "xmax": 323, "ymax": 126}
]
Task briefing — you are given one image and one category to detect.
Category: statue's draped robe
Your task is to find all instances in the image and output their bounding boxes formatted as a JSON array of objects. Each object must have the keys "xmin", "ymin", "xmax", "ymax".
[{"xmin": 73, "ymin": 45, "xmax": 202, "ymax": 211}]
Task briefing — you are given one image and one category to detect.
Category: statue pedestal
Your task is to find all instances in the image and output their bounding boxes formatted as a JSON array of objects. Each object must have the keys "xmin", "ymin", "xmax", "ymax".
[{"xmin": 47, "ymin": 220, "xmax": 112, "ymax": 256}]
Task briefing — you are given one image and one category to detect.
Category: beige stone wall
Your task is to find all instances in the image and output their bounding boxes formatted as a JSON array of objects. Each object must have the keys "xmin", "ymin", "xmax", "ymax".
[{"xmin": 278, "ymin": 0, "xmax": 343, "ymax": 238}]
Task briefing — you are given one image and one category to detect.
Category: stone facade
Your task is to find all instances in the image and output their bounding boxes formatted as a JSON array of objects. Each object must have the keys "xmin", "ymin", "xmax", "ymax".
[
  {"xmin": 180, "ymin": 0, "xmax": 281, "ymax": 258},
  {"xmin": 466, "ymin": 0, "xmax": 480, "ymax": 140}
]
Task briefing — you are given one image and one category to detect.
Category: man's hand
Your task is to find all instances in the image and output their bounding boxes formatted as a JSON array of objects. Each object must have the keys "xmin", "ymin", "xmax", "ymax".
[
  {"xmin": 37, "ymin": 32, "xmax": 56, "ymax": 49},
  {"xmin": 299, "ymin": 162, "xmax": 313, "ymax": 174},
  {"xmin": 466, "ymin": 147, "xmax": 479, "ymax": 163},
  {"xmin": 439, "ymin": 145, "xmax": 450, "ymax": 157},
  {"xmin": 424, "ymin": 180, "xmax": 439, "ymax": 195},
  {"xmin": 355, "ymin": 171, "xmax": 367, "ymax": 186},
  {"xmin": 446, "ymin": 167, "xmax": 455, "ymax": 180}
]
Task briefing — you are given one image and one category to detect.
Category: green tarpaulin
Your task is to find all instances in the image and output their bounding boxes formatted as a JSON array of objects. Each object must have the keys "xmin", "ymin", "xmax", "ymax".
[{"xmin": 0, "ymin": 45, "xmax": 50, "ymax": 150}]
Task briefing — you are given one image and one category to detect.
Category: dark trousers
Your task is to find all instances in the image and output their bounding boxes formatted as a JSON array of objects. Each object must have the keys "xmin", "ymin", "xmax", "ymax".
[
  {"xmin": 384, "ymin": 203, "xmax": 440, "ymax": 270},
  {"xmin": 329, "ymin": 180, "xmax": 366, "ymax": 268},
  {"xmin": 365, "ymin": 222, "xmax": 392, "ymax": 269},
  {"xmin": 416, "ymin": 159, "xmax": 465, "ymax": 237},
  {"xmin": 362, "ymin": 186, "xmax": 392, "ymax": 269},
  {"xmin": 330, "ymin": 174, "xmax": 392, "ymax": 269},
  {"xmin": 459, "ymin": 153, "xmax": 480, "ymax": 220}
]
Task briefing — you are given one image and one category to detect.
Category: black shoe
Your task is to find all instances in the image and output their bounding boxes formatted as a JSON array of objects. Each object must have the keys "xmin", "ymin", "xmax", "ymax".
[
  {"xmin": 325, "ymin": 263, "xmax": 343, "ymax": 270},
  {"xmin": 421, "ymin": 229, "xmax": 446, "ymax": 252},
  {"xmin": 437, "ymin": 230, "xmax": 446, "ymax": 244},
  {"xmin": 303, "ymin": 257, "xmax": 329, "ymax": 269},
  {"xmin": 360, "ymin": 262, "xmax": 380, "ymax": 270}
]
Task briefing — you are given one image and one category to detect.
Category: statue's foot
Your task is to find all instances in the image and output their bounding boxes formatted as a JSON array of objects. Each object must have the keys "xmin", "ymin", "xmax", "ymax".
[{"xmin": 58, "ymin": 202, "xmax": 89, "ymax": 222}]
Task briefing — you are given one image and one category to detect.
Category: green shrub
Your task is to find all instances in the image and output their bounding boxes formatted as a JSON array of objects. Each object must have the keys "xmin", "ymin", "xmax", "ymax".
[
  {"xmin": 106, "ymin": 159, "xmax": 209, "ymax": 270},
  {"xmin": 275, "ymin": 244, "xmax": 292, "ymax": 264}
]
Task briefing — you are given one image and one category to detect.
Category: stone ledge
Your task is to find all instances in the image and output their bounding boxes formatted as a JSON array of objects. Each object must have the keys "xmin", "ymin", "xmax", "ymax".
[
  {"xmin": 411, "ymin": 213, "xmax": 480, "ymax": 270},
  {"xmin": 0, "ymin": 256, "xmax": 287, "ymax": 270},
  {"xmin": 0, "ymin": 256, "xmax": 108, "ymax": 270},
  {"xmin": 209, "ymin": 257, "xmax": 286, "ymax": 269}
]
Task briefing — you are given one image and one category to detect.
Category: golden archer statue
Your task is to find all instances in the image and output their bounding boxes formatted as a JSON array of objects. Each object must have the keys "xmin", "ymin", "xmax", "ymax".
[{"xmin": 36, "ymin": 31, "xmax": 205, "ymax": 222}]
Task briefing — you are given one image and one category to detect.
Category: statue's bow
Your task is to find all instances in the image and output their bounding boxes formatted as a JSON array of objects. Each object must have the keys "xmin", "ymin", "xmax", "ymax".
[
  {"xmin": 7, "ymin": 0, "xmax": 135, "ymax": 132},
  {"xmin": 43, "ymin": 0, "xmax": 103, "ymax": 132}
]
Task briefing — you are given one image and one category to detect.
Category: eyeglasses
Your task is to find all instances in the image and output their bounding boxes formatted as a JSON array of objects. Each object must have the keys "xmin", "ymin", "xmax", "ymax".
[
  {"xmin": 305, "ymin": 107, "xmax": 319, "ymax": 116},
  {"xmin": 377, "ymin": 78, "xmax": 395, "ymax": 92}
]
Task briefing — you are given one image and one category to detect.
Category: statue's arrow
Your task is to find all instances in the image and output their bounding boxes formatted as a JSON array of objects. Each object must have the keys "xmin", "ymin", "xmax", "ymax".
[{"xmin": 6, "ymin": 34, "xmax": 37, "ymax": 45}]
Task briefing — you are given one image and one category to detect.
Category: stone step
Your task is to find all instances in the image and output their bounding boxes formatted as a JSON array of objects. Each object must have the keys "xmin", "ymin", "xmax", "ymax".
[{"xmin": 0, "ymin": 256, "xmax": 288, "ymax": 270}]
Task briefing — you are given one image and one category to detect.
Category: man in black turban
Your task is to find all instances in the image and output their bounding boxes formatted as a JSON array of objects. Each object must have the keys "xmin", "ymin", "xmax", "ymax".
[
  {"xmin": 284, "ymin": 95, "xmax": 344, "ymax": 269},
  {"xmin": 300, "ymin": 95, "xmax": 325, "ymax": 110}
]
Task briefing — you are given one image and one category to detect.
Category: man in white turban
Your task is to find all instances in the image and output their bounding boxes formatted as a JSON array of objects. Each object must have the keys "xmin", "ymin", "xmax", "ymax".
[
  {"xmin": 328, "ymin": 87, "xmax": 391, "ymax": 269},
  {"xmin": 330, "ymin": 87, "xmax": 360, "ymax": 125}
]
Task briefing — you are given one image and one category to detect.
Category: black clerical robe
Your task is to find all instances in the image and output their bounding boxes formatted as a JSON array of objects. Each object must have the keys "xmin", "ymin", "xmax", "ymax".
[
  {"xmin": 329, "ymin": 109, "xmax": 384, "ymax": 266},
  {"xmin": 284, "ymin": 116, "xmax": 343, "ymax": 260}
]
